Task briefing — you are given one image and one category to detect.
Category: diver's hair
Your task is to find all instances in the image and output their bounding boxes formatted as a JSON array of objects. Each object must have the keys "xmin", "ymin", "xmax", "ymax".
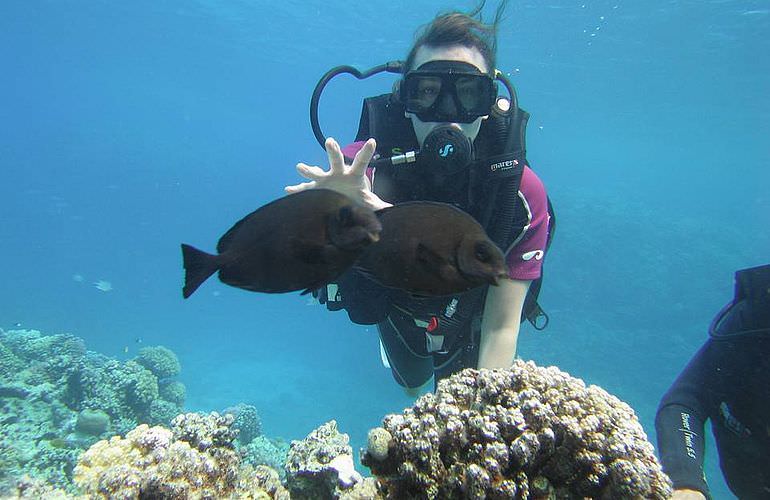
[{"xmin": 404, "ymin": 0, "xmax": 508, "ymax": 74}]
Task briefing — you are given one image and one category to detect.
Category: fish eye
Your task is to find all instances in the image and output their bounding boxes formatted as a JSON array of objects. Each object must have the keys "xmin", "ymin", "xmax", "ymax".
[
  {"xmin": 337, "ymin": 206, "xmax": 354, "ymax": 225},
  {"xmin": 474, "ymin": 243, "xmax": 491, "ymax": 262}
]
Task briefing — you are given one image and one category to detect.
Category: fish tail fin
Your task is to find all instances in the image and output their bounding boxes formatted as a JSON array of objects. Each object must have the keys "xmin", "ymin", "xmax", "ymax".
[{"xmin": 181, "ymin": 244, "xmax": 219, "ymax": 299}]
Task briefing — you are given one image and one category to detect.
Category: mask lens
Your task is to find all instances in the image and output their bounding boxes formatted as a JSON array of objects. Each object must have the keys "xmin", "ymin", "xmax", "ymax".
[
  {"xmin": 402, "ymin": 62, "xmax": 495, "ymax": 123},
  {"xmin": 455, "ymin": 76, "xmax": 485, "ymax": 111},
  {"xmin": 408, "ymin": 76, "xmax": 442, "ymax": 109}
]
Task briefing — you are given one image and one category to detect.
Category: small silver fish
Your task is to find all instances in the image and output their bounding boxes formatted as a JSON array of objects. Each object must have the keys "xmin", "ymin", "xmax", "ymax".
[{"xmin": 93, "ymin": 280, "xmax": 113, "ymax": 292}]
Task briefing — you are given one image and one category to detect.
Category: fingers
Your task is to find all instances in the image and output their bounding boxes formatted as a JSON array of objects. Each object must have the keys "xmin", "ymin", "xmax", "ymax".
[
  {"xmin": 285, "ymin": 181, "xmax": 316, "ymax": 193},
  {"xmin": 325, "ymin": 137, "xmax": 345, "ymax": 175},
  {"xmin": 296, "ymin": 163, "xmax": 326, "ymax": 180},
  {"xmin": 351, "ymin": 138, "xmax": 376, "ymax": 176},
  {"xmin": 293, "ymin": 137, "xmax": 373, "ymax": 198}
]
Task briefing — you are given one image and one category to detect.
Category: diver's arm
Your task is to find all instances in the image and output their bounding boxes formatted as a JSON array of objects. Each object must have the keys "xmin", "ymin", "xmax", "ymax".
[
  {"xmin": 287, "ymin": 137, "xmax": 392, "ymax": 211},
  {"xmin": 671, "ymin": 490, "xmax": 706, "ymax": 500},
  {"xmin": 655, "ymin": 343, "xmax": 713, "ymax": 499},
  {"xmin": 477, "ymin": 278, "xmax": 530, "ymax": 368},
  {"xmin": 655, "ymin": 402, "xmax": 709, "ymax": 498}
]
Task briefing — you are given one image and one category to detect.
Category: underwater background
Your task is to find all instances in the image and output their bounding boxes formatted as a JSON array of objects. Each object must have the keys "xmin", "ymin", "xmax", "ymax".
[{"xmin": 1, "ymin": 0, "xmax": 768, "ymax": 497}]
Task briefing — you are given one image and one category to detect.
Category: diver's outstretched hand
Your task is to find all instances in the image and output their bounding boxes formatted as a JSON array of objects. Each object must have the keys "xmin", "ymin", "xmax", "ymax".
[{"xmin": 286, "ymin": 137, "xmax": 391, "ymax": 211}]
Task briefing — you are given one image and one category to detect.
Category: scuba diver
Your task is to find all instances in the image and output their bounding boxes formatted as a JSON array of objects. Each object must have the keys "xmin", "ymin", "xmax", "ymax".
[
  {"xmin": 286, "ymin": 1, "xmax": 553, "ymax": 393},
  {"xmin": 655, "ymin": 264, "xmax": 770, "ymax": 499}
]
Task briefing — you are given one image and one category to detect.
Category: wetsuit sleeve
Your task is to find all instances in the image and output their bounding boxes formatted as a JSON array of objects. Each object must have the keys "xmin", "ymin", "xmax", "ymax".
[
  {"xmin": 655, "ymin": 341, "xmax": 715, "ymax": 498},
  {"xmin": 506, "ymin": 167, "xmax": 549, "ymax": 281}
]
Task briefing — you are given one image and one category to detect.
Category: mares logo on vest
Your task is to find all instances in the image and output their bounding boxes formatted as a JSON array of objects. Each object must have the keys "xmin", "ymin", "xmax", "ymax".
[
  {"xmin": 490, "ymin": 158, "xmax": 519, "ymax": 172},
  {"xmin": 438, "ymin": 144, "xmax": 454, "ymax": 157}
]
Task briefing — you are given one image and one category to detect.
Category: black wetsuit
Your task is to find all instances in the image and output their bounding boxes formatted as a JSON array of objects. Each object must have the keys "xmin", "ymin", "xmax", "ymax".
[{"xmin": 655, "ymin": 265, "xmax": 770, "ymax": 499}]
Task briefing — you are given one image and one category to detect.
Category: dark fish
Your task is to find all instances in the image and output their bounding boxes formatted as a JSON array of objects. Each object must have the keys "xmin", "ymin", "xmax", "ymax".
[
  {"xmin": 356, "ymin": 201, "xmax": 507, "ymax": 296},
  {"xmin": 181, "ymin": 189, "xmax": 382, "ymax": 298}
]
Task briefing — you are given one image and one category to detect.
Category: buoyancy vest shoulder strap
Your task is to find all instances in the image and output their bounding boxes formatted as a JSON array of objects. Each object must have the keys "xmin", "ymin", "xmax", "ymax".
[{"xmin": 354, "ymin": 94, "xmax": 418, "ymax": 158}]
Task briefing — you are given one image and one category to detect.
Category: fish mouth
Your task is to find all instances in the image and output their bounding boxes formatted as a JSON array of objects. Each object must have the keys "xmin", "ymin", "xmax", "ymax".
[
  {"xmin": 456, "ymin": 263, "xmax": 507, "ymax": 287},
  {"xmin": 490, "ymin": 270, "xmax": 508, "ymax": 286},
  {"xmin": 479, "ymin": 269, "xmax": 508, "ymax": 287}
]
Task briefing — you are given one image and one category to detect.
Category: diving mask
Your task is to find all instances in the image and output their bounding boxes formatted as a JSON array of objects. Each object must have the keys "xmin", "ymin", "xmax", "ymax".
[{"xmin": 401, "ymin": 60, "xmax": 497, "ymax": 124}]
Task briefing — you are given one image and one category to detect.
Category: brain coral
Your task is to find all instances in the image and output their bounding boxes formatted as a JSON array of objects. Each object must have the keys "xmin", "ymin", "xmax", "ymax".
[
  {"xmin": 362, "ymin": 361, "xmax": 673, "ymax": 499},
  {"xmin": 73, "ymin": 413, "xmax": 288, "ymax": 499}
]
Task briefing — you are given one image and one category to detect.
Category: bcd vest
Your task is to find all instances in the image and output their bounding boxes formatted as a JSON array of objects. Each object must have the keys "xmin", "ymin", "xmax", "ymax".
[{"xmin": 330, "ymin": 93, "xmax": 555, "ymax": 352}]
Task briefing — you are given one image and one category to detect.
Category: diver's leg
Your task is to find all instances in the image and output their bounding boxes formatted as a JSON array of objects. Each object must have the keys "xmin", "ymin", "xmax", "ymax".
[
  {"xmin": 376, "ymin": 314, "xmax": 433, "ymax": 394},
  {"xmin": 432, "ymin": 325, "xmax": 480, "ymax": 388}
]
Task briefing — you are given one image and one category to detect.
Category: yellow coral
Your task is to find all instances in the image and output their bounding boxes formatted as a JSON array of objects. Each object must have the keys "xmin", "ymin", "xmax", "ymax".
[{"xmin": 73, "ymin": 422, "xmax": 287, "ymax": 499}]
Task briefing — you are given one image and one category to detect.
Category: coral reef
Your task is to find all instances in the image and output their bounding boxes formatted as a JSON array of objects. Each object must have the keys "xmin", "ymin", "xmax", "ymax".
[
  {"xmin": 12, "ymin": 475, "xmax": 73, "ymax": 499},
  {"xmin": 0, "ymin": 329, "xmax": 186, "ymax": 495},
  {"xmin": 147, "ymin": 398, "xmax": 182, "ymax": 426},
  {"xmin": 64, "ymin": 357, "xmax": 162, "ymax": 434},
  {"xmin": 135, "ymin": 345, "xmax": 181, "ymax": 380},
  {"xmin": 171, "ymin": 411, "xmax": 239, "ymax": 451},
  {"xmin": 285, "ymin": 420, "xmax": 370, "ymax": 499},
  {"xmin": 75, "ymin": 409, "xmax": 110, "ymax": 436},
  {"xmin": 74, "ymin": 411, "xmax": 289, "ymax": 499},
  {"xmin": 2, "ymin": 329, "xmax": 672, "ymax": 499},
  {"xmin": 242, "ymin": 435, "xmax": 291, "ymax": 480},
  {"xmin": 159, "ymin": 379, "xmax": 186, "ymax": 407},
  {"xmin": 362, "ymin": 361, "xmax": 672, "ymax": 499},
  {"xmin": 0, "ymin": 330, "xmax": 95, "ymax": 493},
  {"xmin": 365, "ymin": 427, "xmax": 392, "ymax": 462},
  {"xmin": 223, "ymin": 402, "xmax": 263, "ymax": 445}
]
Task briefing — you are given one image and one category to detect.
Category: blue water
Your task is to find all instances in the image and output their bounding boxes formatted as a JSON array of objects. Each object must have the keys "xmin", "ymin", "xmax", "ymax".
[{"xmin": 1, "ymin": 1, "xmax": 768, "ymax": 497}]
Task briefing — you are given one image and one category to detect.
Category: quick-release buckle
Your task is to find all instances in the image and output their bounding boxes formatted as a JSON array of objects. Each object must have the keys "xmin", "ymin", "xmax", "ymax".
[
  {"xmin": 327, "ymin": 284, "xmax": 341, "ymax": 302},
  {"xmin": 425, "ymin": 316, "xmax": 447, "ymax": 353}
]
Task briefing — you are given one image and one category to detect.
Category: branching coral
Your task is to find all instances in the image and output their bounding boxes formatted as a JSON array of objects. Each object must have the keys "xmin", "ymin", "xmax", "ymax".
[{"xmin": 362, "ymin": 361, "xmax": 673, "ymax": 499}]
